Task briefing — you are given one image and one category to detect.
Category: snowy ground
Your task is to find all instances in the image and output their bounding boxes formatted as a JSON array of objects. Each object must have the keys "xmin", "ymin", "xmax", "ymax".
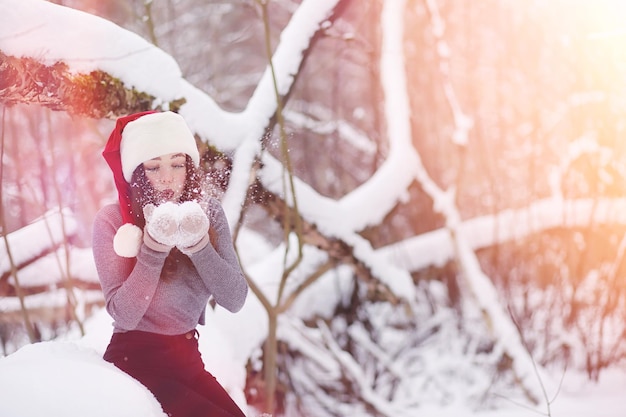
[{"xmin": 0, "ymin": 306, "xmax": 624, "ymax": 417}]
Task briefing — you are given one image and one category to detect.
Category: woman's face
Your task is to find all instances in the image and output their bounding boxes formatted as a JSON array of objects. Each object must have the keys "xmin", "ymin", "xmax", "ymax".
[{"xmin": 142, "ymin": 152, "xmax": 187, "ymax": 203}]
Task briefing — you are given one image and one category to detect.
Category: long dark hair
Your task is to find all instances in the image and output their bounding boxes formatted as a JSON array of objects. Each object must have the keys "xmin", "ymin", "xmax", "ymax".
[{"xmin": 128, "ymin": 154, "xmax": 204, "ymax": 279}]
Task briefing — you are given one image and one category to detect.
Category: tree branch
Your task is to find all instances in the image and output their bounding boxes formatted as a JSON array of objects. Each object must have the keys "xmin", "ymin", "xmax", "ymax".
[
  {"xmin": 0, "ymin": 51, "xmax": 171, "ymax": 118},
  {"xmin": 251, "ymin": 179, "xmax": 402, "ymax": 306}
]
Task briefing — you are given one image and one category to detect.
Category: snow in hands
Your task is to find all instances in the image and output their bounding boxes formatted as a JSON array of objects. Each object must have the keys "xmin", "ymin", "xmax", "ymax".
[{"xmin": 144, "ymin": 201, "xmax": 210, "ymax": 249}]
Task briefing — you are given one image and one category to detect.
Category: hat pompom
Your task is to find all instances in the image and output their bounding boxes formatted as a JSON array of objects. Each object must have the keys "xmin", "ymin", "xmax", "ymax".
[{"xmin": 113, "ymin": 223, "xmax": 143, "ymax": 258}]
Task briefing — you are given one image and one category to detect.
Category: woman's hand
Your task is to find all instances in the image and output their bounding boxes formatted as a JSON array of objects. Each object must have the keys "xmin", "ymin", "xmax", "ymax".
[
  {"xmin": 142, "ymin": 203, "xmax": 178, "ymax": 252},
  {"xmin": 141, "ymin": 201, "xmax": 211, "ymax": 255},
  {"xmin": 176, "ymin": 201, "xmax": 210, "ymax": 255}
]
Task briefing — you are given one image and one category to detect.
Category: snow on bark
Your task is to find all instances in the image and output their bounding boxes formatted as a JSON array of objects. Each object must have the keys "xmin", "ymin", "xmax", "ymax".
[
  {"xmin": 1, "ymin": 208, "xmax": 77, "ymax": 277},
  {"xmin": 0, "ymin": 52, "xmax": 157, "ymax": 118},
  {"xmin": 219, "ymin": 0, "xmax": 342, "ymax": 226},
  {"xmin": 377, "ymin": 196, "xmax": 626, "ymax": 272}
]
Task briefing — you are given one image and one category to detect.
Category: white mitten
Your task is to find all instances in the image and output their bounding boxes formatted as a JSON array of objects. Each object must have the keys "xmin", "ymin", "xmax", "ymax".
[
  {"xmin": 177, "ymin": 201, "xmax": 210, "ymax": 254},
  {"xmin": 143, "ymin": 202, "xmax": 179, "ymax": 252}
]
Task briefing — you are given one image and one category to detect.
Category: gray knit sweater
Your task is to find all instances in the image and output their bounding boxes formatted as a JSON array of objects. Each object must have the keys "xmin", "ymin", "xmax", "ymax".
[{"xmin": 92, "ymin": 198, "xmax": 248, "ymax": 335}]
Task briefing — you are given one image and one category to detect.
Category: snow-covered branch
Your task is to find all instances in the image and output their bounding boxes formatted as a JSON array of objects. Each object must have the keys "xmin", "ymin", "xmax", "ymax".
[
  {"xmin": 1, "ymin": 208, "xmax": 77, "ymax": 277},
  {"xmin": 377, "ymin": 196, "xmax": 626, "ymax": 272}
]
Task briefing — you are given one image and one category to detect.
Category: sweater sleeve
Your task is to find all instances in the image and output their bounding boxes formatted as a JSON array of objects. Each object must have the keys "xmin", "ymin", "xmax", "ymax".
[
  {"xmin": 92, "ymin": 204, "xmax": 169, "ymax": 331},
  {"xmin": 188, "ymin": 198, "xmax": 248, "ymax": 312}
]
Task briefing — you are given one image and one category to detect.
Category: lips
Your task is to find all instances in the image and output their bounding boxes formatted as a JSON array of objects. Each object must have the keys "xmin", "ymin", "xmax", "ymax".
[{"xmin": 158, "ymin": 189, "xmax": 175, "ymax": 202}]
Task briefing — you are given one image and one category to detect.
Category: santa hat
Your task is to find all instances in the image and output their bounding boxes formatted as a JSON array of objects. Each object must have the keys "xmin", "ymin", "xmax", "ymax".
[{"xmin": 102, "ymin": 111, "xmax": 200, "ymax": 257}]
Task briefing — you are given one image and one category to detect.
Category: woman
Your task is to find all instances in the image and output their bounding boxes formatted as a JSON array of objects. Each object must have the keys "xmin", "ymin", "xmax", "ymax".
[{"xmin": 93, "ymin": 110, "xmax": 249, "ymax": 417}]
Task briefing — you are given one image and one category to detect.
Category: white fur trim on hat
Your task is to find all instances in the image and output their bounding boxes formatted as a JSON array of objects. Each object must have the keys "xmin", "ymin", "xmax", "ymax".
[
  {"xmin": 120, "ymin": 111, "xmax": 200, "ymax": 182},
  {"xmin": 113, "ymin": 223, "xmax": 143, "ymax": 258}
]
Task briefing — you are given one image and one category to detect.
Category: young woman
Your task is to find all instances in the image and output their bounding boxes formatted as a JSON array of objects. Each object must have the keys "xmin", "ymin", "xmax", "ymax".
[{"xmin": 93, "ymin": 111, "xmax": 249, "ymax": 417}]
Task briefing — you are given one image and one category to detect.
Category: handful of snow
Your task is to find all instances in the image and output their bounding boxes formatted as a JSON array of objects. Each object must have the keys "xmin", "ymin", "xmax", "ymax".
[{"xmin": 143, "ymin": 201, "xmax": 210, "ymax": 249}]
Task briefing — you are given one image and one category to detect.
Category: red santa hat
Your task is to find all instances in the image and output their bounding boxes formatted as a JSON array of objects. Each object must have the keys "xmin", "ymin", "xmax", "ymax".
[{"xmin": 102, "ymin": 111, "xmax": 200, "ymax": 257}]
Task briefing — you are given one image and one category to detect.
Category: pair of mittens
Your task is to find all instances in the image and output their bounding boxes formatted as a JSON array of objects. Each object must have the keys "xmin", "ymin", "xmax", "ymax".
[{"xmin": 143, "ymin": 201, "xmax": 210, "ymax": 255}]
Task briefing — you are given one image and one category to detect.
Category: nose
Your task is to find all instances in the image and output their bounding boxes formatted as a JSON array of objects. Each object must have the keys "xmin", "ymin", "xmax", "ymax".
[{"xmin": 156, "ymin": 168, "xmax": 174, "ymax": 185}]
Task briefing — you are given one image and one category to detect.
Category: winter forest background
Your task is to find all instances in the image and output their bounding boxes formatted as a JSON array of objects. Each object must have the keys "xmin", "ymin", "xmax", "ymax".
[{"xmin": 1, "ymin": 0, "xmax": 626, "ymax": 416}]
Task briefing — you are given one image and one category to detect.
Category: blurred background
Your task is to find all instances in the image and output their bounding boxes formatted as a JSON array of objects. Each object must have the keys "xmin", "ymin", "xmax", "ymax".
[{"xmin": 2, "ymin": 0, "xmax": 626, "ymax": 411}]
